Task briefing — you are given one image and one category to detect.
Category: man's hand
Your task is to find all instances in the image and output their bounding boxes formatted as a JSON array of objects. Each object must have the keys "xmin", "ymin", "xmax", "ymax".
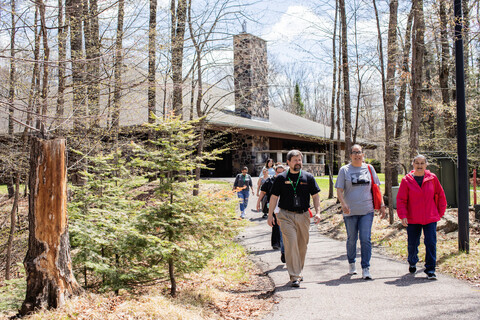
[
  {"xmin": 267, "ymin": 214, "xmax": 275, "ymax": 227},
  {"xmin": 401, "ymin": 218, "xmax": 408, "ymax": 227},
  {"xmin": 256, "ymin": 200, "xmax": 261, "ymax": 211},
  {"xmin": 313, "ymin": 212, "xmax": 321, "ymax": 224}
]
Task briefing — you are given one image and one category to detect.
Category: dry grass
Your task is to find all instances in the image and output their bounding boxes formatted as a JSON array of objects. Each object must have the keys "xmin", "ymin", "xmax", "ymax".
[
  {"xmin": 1, "ymin": 242, "xmax": 274, "ymax": 320},
  {"xmin": 0, "ymin": 181, "xmax": 274, "ymax": 320},
  {"xmin": 317, "ymin": 198, "xmax": 480, "ymax": 286}
]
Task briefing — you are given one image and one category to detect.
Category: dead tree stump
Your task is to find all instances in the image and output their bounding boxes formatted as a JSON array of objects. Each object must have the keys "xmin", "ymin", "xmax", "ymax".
[{"xmin": 20, "ymin": 137, "xmax": 82, "ymax": 316}]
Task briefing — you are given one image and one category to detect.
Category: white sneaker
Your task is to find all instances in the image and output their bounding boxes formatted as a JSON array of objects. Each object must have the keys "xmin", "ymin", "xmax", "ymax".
[
  {"xmin": 348, "ymin": 263, "xmax": 357, "ymax": 275},
  {"xmin": 362, "ymin": 268, "xmax": 372, "ymax": 280}
]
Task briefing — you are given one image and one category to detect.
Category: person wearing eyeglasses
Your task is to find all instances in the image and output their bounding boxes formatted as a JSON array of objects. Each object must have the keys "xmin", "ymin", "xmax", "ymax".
[
  {"xmin": 335, "ymin": 144, "xmax": 386, "ymax": 280},
  {"xmin": 396, "ymin": 155, "xmax": 447, "ymax": 280}
]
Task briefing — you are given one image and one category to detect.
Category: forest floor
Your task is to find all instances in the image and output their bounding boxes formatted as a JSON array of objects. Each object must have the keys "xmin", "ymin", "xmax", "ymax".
[
  {"xmin": 0, "ymin": 183, "xmax": 276, "ymax": 320},
  {"xmin": 2, "ymin": 183, "xmax": 480, "ymax": 319}
]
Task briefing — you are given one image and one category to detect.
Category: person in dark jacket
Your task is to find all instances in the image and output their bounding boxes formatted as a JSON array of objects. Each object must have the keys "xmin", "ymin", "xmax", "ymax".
[
  {"xmin": 396, "ymin": 154, "xmax": 447, "ymax": 280},
  {"xmin": 256, "ymin": 165, "xmax": 286, "ymax": 262},
  {"xmin": 233, "ymin": 166, "xmax": 253, "ymax": 219}
]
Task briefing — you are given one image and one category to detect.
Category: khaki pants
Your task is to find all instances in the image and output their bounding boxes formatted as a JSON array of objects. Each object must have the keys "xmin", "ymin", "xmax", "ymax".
[{"xmin": 277, "ymin": 209, "xmax": 310, "ymax": 281}]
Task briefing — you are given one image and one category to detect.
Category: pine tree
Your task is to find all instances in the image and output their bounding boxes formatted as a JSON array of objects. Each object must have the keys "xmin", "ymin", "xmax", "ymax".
[{"xmin": 293, "ymin": 83, "xmax": 306, "ymax": 116}]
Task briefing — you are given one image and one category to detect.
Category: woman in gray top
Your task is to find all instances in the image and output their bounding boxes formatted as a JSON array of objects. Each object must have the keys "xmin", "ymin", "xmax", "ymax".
[{"xmin": 335, "ymin": 144, "xmax": 386, "ymax": 279}]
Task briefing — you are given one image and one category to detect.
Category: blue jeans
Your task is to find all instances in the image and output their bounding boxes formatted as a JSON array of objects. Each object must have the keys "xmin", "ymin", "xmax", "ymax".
[
  {"xmin": 237, "ymin": 189, "xmax": 249, "ymax": 216},
  {"xmin": 407, "ymin": 222, "xmax": 437, "ymax": 273},
  {"xmin": 343, "ymin": 212, "xmax": 374, "ymax": 269}
]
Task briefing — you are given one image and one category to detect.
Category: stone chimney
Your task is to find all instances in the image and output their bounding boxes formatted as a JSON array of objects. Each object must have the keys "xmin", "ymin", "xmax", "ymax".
[{"xmin": 234, "ymin": 33, "xmax": 269, "ymax": 120}]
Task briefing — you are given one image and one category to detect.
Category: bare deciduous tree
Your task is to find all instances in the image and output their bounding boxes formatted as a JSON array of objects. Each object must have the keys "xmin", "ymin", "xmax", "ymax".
[
  {"xmin": 410, "ymin": 0, "xmax": 425, "ymax": 160},
  {"xmin": 339, "ymin": 0, "xmax": 352, "ymax": 162}
]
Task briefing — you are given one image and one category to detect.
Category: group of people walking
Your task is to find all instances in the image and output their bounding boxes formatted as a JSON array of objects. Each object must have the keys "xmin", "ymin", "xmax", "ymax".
[{"xmin": 233, "ymin": 146, "xmax": 447, "ymax": 287}]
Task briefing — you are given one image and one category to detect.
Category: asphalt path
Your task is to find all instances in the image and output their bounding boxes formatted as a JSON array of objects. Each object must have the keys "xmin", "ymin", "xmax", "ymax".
[{"xmin": 230, "ymin": 177, "xmax": 480, "ymax": 320}]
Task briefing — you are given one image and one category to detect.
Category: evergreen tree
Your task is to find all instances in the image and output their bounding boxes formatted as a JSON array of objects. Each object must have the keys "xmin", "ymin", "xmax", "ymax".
[
  {"xmin": 293, "ymin": 83, "xmax": 306, "ymax": 116},
  {"xmin": 129, "ymin": 116, "xmax": 233, "ymax": 296}
]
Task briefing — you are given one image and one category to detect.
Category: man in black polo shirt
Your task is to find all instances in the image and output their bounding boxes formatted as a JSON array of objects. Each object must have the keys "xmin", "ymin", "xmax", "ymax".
[{"xmin": 268, "ymin": 150, "xmax": 321, "ymax": 287}]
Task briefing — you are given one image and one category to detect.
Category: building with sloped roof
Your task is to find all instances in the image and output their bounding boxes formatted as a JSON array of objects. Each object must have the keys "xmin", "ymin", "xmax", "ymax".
[{"xmin": 203, "ymin": 32, "xmax": 373, "ymax": 177}]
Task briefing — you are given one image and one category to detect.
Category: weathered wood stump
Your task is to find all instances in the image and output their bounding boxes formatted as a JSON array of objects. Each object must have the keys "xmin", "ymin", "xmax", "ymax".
[{"xmin": 20, "ymin": 137, "xmax": 81, "ymax": 316}]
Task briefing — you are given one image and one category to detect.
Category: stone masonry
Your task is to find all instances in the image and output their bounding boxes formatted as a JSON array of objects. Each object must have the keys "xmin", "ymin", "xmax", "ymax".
[{"xmin": 234, "ymin": 33, "xmax": 269, "ymax": 120}]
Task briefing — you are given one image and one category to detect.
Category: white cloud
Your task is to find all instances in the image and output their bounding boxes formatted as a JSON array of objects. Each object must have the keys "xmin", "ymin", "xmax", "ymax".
[{"xmin": 263, "ymin": 5, "xmax": 322, "ymax": 43}]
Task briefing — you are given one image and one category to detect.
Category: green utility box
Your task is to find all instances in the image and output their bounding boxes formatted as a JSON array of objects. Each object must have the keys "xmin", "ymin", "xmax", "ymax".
[
  {"xmin": 425, "ymin": 153, "xmax": 465, "ymax": 208},
  {"xmin": 392, "ymin": 186, "xmax": 399, "ymax": 209}
]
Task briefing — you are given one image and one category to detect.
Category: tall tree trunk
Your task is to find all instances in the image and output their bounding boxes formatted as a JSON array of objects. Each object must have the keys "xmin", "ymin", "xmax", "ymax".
[
  {"xmin": 25, "ymin": 6, "xmax": 40, "ymax": 136},
  {"xmin": 84, "ymin": 0, "xmax": 101, "ymax": 128},
  {"xmin": 8, "ymin": 0, "xmax": 16, "ymax": 136},
  {"xmin": 423, "ymin": 44, "xmax": 435, "ymax": 143},
  {"xmin": 67, "ymin": 0, "xmax": 87, "ymax": 185},
  {"xmin": 462, "ymin": 0, "xmax": 470, "ymax": 82},
  {"xmin": 392, "ymin": 6, "xmax": 413, "ymax": 183},
  {"xmin": 410, "ymin": 0, "xmax": 425, "ymax": 161},
  {"xmin": 439, "ymin": 0, "xmax": 455, "ymax": 138},
  {"xmin": 113, "ymin": 0, "xmax": 125, "ymax": 131},
  {"xmin": 38, "ymin": 0, "xmax": 50, "ymax": 134},
  {"xmin": 339, "ymin": 0, "xmax": 352, "ymax": 162},
  {"xmin": 148, "ymin": 0, "xmax": 158, "ymax": 123},
  {"xmin": 20, "ymin": 138, "xmax": 81, "ymax": 316},
  {"xmin": 188, "ymin": 0, "xmax": 205, "ymax": 194},
  {"xmin": 67, "ymin": 0, "xmax": 86, "ymax": 131},
  {"xmin": 328, "ymin": 0, "xmax": 339, "ymax": 199},
  {"xmin": 384, "ymin": 0, "xmax": 399, "ymax": 224},
  {"xmin": 57, "ymin": 0, "xmax": 66, "ymax": 131},
  {"xmin": 5, "ymin": 174, "xmax": 20, "ymax": 280},
  {"xmin": 353, "ymin": 5, "xmax": 362, "ymax": 144},
  {"xmin": 171, "ymin": 0, "xmax": 187, "ymax": 117},
  {"xmin": 336, "ymin": 29, "xmax": 343, "ymax": 168}
]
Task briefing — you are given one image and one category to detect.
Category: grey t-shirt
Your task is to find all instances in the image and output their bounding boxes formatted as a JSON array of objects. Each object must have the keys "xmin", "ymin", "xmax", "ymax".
[{"xmin": 335, "ymin": 163, "xmax": 381, "ymax": 216}]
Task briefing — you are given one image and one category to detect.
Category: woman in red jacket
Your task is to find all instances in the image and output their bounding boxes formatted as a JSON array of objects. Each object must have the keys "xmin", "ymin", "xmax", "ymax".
[{"xmin": 396, "ymin": 155, "xmax": 447, "ymax": 280}]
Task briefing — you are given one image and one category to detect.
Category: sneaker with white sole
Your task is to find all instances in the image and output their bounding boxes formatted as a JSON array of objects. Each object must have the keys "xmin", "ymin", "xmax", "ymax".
[
  {"xmin": 362, "ymin": 267, "xmax": 372, "ymax": 280},
  {"xmin": 426, "ymin": 272, "xmax": 437, "ymax": 280},
  {"xmin": 348, "ymin": 263, "xmax": 357, "ymax": 275}
]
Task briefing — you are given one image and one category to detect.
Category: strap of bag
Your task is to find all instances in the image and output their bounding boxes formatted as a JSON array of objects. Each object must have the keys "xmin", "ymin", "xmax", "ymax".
[{"xmin": 367, "ymin": 165, "xmax": 375, "ymax": 189}]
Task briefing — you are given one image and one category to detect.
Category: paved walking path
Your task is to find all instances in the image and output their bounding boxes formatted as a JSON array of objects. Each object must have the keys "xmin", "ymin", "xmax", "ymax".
[{"xmin": 233, "ymin": 178, "xmax": 480, "ymax": 320}]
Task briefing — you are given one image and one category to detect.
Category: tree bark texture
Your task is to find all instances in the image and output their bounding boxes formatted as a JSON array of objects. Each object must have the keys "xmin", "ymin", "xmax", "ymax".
[
  {"xmin": 328, "ymin": 0, "xmax": 338, "ymax": 199},
  {"xmin": 393, "ymin": 6, "xmax": 413, "ymax": 179},
  {"xmin": 113, "ymin": 0, "xmax": 125, "ymax": 130},
  {"xmin": 38, "ymin": 0, "xmax": 50, "ymax": 134},
  {"xmin": 339, "ymin": 0, "xmax": 352, "ymax": 162},
  {"xmin": 439, "ymin": 0, "xmax": 456, "ymax": 138},
  {"xmin": 148, "ymin": 0, "xmax": 158, "ymax": 123},
  {"xmin": 384, "ymin": 0, "xmax": 398, "ymax": 223},
  {"xmin": 20, "ymin": 138, "xmax": 81, "ymax": 316},
  {"xmin": 56, "ymin": 0, "xmax": 66, "ymax": 130},
  {"xmin": 26, "ymin": 6, "xmax": 40, "ymax": 135},
  {"xmin": 8, "ymin": 0, "xmax": 16, "ymax": 136},
  {"xmin": 171, "ymin": 0, "xmax": 187, "ymax": 117},
  {"xmin": 67, "ymin": 0, "xmax": 86, "ymax": 131},
  {"xmin": 84, "ymin": 0, "xmax": 101, "ymax": 128},
  {"xmin": 5, "ymin": 174, "xmax": 20, "ymax": 280},
  {"xmin": 409, "ymin": 0, "xmax": 425, "ymax": 161}
]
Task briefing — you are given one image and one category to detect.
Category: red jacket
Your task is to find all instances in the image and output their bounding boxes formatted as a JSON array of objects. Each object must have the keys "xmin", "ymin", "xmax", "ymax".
[{"xmin": 396, "ymin": 170, "xmax": 447, "ymax": 225}]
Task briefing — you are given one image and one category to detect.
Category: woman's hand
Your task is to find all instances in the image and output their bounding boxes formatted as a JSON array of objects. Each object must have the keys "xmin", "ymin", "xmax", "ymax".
[
  {"xmin": 401, "ymin": 218, "xmax": 408, "ymax": 227},
  {"xmin": 379, "ymin": 206, "xmax": 386, "ymax": 219}
]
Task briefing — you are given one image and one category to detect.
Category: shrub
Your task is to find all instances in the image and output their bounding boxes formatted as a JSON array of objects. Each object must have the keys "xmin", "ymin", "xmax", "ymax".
[{"xmin": 365, "ymin": 158, "xmax": 382, "ymax": 173}]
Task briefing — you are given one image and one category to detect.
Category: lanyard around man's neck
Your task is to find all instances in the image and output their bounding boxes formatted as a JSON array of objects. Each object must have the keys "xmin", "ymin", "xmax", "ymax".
[{"xmin": 287, "ymin": 169, "xmax": 301, "ymax": 194}]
